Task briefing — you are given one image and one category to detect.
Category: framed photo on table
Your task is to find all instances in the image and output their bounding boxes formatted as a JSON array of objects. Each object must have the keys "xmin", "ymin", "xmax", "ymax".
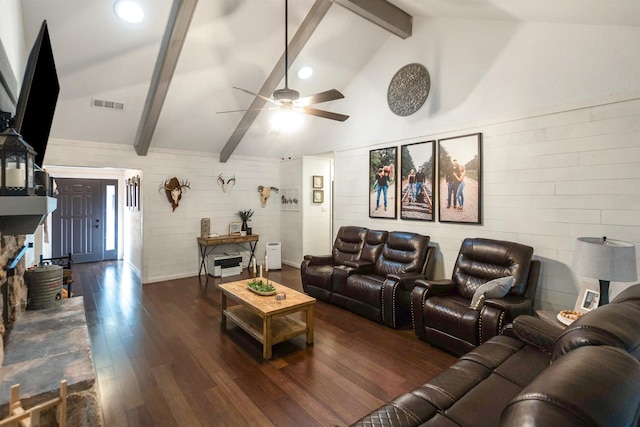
[
  {"xmin": 580, "ymin": 289, "xmax": 600, "ymax": 311},
  {"xmin": 438, "ymin": 133, "xmax": 482, "ymax": 224},
  {"xmin": 369, "ymin": 146, "xmax": 397, "ymax": 219},
  {"xmin": 229, "ymin": 222, "xmax": 242, "ymax": 235},
  {"xmin": 400, "ymin": 140, "xmax": 435, "ymax": 221}
]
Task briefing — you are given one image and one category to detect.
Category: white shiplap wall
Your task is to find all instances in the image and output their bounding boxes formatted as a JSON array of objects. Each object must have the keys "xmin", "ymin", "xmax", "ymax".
[
  {"xmin": 44, "ymin": 139, "xmax": 281, "ymax": 283},
  {"xmin": 333, "ymin": 97, "xmax": 640, "ymax": 311}
]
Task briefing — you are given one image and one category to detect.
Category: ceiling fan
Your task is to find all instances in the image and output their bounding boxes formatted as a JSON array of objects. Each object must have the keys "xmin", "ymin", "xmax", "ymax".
[{"xmin": 219, "ymin": 0, "xmax": 349, "ymax": 122}]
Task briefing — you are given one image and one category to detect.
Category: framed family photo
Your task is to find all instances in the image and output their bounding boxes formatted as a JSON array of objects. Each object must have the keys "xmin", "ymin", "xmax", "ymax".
[
  {"xmin": 400, "ymin": 141, "xmax": 435, "ymax": 221},
  {"xmin": 438, "ymin": 133, "xmax": 482, "ymax": 224},
  {"xmin": 369, "ymin": 146, "xmax": 397, "ymax": 219}
]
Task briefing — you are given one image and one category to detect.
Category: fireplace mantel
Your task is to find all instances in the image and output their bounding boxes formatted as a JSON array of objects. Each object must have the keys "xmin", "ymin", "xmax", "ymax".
[{"xmin": 0, "ymin": 196, "xmax": 57, "ymax": 235}]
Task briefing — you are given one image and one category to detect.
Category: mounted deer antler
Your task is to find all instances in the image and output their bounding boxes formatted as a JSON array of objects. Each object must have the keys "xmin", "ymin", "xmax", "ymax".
[
  {"xmin": 217, "ymin": 174, "xmax": 236, "ymax": 193},
  {"xmin": 159, "ymin": 177, "xmax": 190, "ymax": 211}
]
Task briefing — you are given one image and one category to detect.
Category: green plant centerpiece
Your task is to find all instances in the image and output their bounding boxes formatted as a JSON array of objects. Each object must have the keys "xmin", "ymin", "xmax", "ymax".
[
  {"xmin": 236, "ymin": 209, "xmax": 254, "ymax": 232},
  {"xmin": 247, "ymin": 279, "xmax": 276, "ymax": 295}
]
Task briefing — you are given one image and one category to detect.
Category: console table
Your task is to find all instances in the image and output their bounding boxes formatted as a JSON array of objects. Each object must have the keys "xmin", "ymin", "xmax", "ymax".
[{"xmin": 197, "ymin": 234, "xmax": 259, "ymax": 277}]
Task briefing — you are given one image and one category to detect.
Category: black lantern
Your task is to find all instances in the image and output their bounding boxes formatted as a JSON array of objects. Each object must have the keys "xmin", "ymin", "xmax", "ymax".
[{"xmin": 0, "ymin": 128, "xmax": 36, "ymax": 196}]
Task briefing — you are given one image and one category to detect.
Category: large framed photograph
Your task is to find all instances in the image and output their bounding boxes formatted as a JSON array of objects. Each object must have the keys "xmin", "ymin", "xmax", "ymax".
[
  {"xmin": 369, "ymin": 146, "xmax": 397, "ymax": 219},
  {"xmin": 438, "ymin": 133, "xmax": 482, "ymax": 224},
  {"xmin": 401, "ymin": 141, "xmax": 435, "ymax": 221}
]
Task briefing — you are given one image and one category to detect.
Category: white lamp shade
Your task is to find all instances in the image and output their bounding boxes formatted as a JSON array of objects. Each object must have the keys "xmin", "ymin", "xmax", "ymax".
[{"xmin": 572, "ymin": 237, "xmax": 638, "ymax": 282}]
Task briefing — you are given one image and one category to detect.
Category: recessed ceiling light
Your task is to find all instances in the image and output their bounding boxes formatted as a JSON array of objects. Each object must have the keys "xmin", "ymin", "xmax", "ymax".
[
  {"xmin": 297, "ymin": 66, "xmax": 313, "ymax": 80},
  {"xmin": 114, "ymin": 0, "xmax": 144, "ymax": 23}
]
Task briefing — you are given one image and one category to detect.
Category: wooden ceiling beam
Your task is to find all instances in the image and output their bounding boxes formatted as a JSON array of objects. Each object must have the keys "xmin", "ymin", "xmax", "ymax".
[
  {"xmin": 134, "ymin": 0, "xmax": 198, "ymax": 156},
  {"xmin": 220, "ymin": 0, "xmax": 333, "ymax": 163},
  {"xmin": 331, "ymin": 0, "xmax": 412, "ymax": 39}
]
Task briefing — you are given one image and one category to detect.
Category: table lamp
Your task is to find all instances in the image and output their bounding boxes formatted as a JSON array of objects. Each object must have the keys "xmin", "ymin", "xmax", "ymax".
[{"xmin": 572, "ymin": 237, "xmax": 637, "ymax": 306}]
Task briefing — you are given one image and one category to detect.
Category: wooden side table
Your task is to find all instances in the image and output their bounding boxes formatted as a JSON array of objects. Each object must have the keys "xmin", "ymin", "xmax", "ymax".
[{"xmin": 197, "ymin": 234, "xmax": 259, "ymax": 277}]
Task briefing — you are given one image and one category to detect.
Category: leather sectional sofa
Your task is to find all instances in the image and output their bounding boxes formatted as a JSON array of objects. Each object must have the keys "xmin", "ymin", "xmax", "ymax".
[
  {"xmin": 351, "ymin": 283, "xmax": 640, "ymax": 427},
  {"xmin": 301, "ymin": 226, "xmax": 433, "ymax": 328}
]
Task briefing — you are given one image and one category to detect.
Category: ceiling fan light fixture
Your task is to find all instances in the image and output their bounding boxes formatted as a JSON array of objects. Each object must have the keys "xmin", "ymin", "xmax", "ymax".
[
  {"xmin": 297, "ymin": 66, "xmax": 313, "ymax": 80},
  {"xmin": 114, "ymin": 0, "xmax": 144, "ymax": 23},
  {"xmin": 273, "ymin": 88, "xmax": 300, "ymax": 102},
  {"xmin": 270, "ymin": 110, "xmax": 303, "ymax": 132}
]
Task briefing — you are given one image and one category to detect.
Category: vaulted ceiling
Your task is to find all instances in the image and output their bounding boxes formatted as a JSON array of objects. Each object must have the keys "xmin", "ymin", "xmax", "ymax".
[{"xmin": 17, "ymin": 0, "xmax": 640, "ymax": 162}]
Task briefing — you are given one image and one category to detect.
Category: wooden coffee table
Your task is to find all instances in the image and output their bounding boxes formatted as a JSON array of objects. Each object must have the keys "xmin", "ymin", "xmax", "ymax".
[{"xmin": 219, "ymin": 279, "xmax": 316, "ymax": 359}]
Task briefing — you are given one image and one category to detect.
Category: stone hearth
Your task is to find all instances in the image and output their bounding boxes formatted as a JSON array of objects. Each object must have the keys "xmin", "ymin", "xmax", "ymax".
[{"xmin": 0, "ymin": 298, "xmax": 103, "ymax": 425}]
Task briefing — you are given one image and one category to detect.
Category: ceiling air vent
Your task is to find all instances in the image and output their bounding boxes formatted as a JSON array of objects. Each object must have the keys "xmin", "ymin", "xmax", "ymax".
[{"xmin": 91, "ymin": 97, "xmax": 125, "ymax": 111}]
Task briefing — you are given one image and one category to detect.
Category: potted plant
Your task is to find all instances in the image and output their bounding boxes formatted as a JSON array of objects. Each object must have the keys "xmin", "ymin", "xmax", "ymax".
[{"xmin": 236, "ymin": 209, "xmax": 254, "ymax": 233}]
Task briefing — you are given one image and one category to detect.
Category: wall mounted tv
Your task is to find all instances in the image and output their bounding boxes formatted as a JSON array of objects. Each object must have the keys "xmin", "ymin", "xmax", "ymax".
[{"xmin": 13, "ymin": 20, "xmax": 60, "ymax": 169}]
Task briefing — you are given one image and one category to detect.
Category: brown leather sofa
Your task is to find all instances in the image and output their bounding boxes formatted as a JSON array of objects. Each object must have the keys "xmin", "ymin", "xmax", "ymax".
[
  {"xmin": 412, "ymin": 238, "xmax": 540, "ymax": 355},
  {"xmin": 352, "ymin": 283, "xmax": 640, "ymax": 427},
  {"xmin": 301, "ymin": 227, "xmax": 433, "ymax": 328}
]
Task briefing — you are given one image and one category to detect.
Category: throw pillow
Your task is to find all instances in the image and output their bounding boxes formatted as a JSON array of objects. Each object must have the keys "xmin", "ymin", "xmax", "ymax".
[{"xmin": 469, "ymin": 276, "xmax": 516, "ymax": 310}]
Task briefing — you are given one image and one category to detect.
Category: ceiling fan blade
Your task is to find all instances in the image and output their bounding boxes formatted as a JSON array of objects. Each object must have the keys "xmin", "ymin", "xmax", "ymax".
[
  {"xmin": 233, "ymin": 86, "xmax": 278, "ymax": 104},
  {"xmin": 302, "ymin": 107, "xmax": 349, "ymax": 122},
  {"xmin": 297, "ymin": 89, "xmax": 345, "ymax": 106},
  {"xmin": 217, "ymin": 107, "xmax": 277, "ymax": 114}
]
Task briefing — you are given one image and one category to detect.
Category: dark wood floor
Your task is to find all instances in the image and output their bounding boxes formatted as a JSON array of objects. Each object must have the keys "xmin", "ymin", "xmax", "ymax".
[{"xmin": 72, "ymin": 261, "xmax": 457, "ymax": 426}]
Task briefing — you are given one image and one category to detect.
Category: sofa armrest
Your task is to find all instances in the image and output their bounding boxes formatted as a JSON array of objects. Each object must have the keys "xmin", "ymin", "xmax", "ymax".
[
  {"xmin": 500, "ymin": 346, "xmax": 640, "ymax": 427},
  {"xmin": 411, "ymin": 279, "xmax": 457, "ymax": 339},
  {"xmin": 387, "ymin": 272, "xmax": 425, "ymax": 291},
  {"xmin": 484, "ymin": 295, "xmax": 533, "ymax": 321},
  {"xmin": 306, "ymin": 254, "xmax": 334, "ymax": 266},
  {"xmin": 414, "ymin": 278, "xmax": 457, "ymax": 295},
  {"xmin": 382, "ymin": 273, "xmax": 426, "ymax": 328},
  {"xmin": 511, "ymin": 315, "xmax": 563, "ymax": 353}
]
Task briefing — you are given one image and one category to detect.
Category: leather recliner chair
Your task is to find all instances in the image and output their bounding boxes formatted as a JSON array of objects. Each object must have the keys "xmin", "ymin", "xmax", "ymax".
[
  {"xmin": 339, "ymin": 231, "xmax": 431, "ymax": 327},
  {"xmin": 412, "ymin": 237, "xmax": 540, "ymax": 355},
  {"xmin": 300, "ymin": 226, "xmax": 368, "ymax": 300}
]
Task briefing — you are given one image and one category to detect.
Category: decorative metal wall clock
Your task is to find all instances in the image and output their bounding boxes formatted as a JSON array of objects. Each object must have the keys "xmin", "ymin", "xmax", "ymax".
[{"xmin": 387, "ymin": 63, "xmax": 430, "ymax": 116}]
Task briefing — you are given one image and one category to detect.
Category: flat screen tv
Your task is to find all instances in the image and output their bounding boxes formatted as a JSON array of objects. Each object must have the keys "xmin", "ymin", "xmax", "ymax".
[{"xmin": 13, "ymin": 20, "xmax": 59, "ymax": 169}]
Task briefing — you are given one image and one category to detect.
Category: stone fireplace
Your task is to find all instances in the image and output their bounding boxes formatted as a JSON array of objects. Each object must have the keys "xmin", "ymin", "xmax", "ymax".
[
  {"xmin": 0, "ymin": 231, "xmax": 29, "ymax": 365},
  {"xmin": 0, "ymin": 229, "xmax": 104, "ymax": 426}
]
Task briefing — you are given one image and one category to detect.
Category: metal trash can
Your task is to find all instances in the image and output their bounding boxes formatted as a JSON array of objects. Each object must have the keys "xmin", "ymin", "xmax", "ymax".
[
  {"xmin": 266, "ymin": 242, "xmax": 282, "ymax": 270},
  {"xmin": 25, "ymin": 265, "xmax": 63, "ymax": 310}
]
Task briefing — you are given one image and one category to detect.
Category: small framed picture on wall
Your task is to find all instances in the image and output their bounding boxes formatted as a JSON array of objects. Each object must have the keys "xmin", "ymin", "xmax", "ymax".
[
  {"xmin": 313, "ymin": 190, "xmax": 324, "ymax": 203},
  {"xmin": 369, "ymin": 146, "xmax": 397, "ymax": 219},
  {"xmin": 312, "ymin": 175, "xmax": 324, "ymax": 189},
  {"xmin": 438, "ymin": 133, "xmax": 482, "ymax": 224}
]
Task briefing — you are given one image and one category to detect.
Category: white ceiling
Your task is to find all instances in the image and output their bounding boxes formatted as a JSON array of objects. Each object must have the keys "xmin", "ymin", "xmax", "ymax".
[{"xmin": 18, "ymin": 0, "xmax": 640, "ymax": 161}]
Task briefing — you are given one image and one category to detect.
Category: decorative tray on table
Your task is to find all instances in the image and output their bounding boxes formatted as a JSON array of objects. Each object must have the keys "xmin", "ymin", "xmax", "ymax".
[
  {"xmin": 246, "ymin": 280, "xmax": 276, "ymax": 296},
  {"xmin": 557, "ymin": 310, "xmax": 584, "ymax": 326}
]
